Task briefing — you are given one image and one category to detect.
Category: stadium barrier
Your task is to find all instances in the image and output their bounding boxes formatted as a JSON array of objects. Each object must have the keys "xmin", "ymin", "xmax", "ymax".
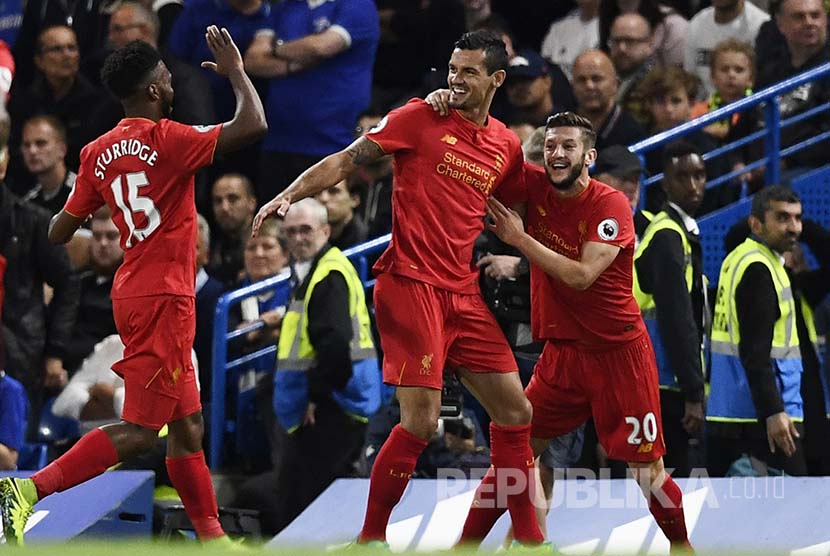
[
  {"xmin": 0, "ymin": 471, "xmax": 154, "ymax": 543},
  {"xmin": 629, "ymin": 62, "xmax": 830, "ymax": 200},
  {"xmin": 209, "ymin": 234, "xmax": 390, "ymax": 469},
  {"xmin": 273, "ymin": 476, "xmax": 830, "ymax": 554}
]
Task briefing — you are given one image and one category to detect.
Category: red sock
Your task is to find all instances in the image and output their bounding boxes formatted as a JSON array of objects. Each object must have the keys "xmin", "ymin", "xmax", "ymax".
[
  {"xmin": 358, "ymin": 425, "xmax": 428, "ymax": 543},
  {"xmin": 31, "ymin": 428, "xmax": 119, "ymax": 500},
  {"xmin": 166, "ymin": 451, "xmax": 224, "ymax": 540},
  {"xmin": 489, "ymin": 423, "xmax": 544, "ymax": 545},
  {"xmin": 457, "ymin": 465, "xmax": 506, "ymax": 545},
  {"xmin": 649, "ymin": 475, "xmax": 690, "ymax": 548}
]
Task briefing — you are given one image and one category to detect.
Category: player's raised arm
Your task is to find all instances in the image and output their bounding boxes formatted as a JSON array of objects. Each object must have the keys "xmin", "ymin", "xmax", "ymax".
[
  {"xmin": 201, "ymin": 26, "xmax": 267, "ymax": 155},
  {"xmin": 252, "ymin": 135, "xmax": 385, "ymax": 235},
  {"xmin": 48, "ymin": 210, "xmax": 87, "ymax": 244}
]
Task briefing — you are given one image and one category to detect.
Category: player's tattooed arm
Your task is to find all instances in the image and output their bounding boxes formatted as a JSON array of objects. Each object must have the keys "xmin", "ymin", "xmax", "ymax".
[
  {"xmin": 253, "ymin": 137, "xmax": 386, "ymax": 234},
  {"xmin": 345, "ymin": 136, "xmax": 386, "ymax": 166}
]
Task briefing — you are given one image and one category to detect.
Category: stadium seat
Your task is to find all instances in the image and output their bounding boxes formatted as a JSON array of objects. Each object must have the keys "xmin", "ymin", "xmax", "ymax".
[
  {"xmin": 17, "ymin": 442, "xmax": 48, "ymax": 470},
  {"xmin": 37, "ymin": 397, "xmax": 80, "ymax": 444}
]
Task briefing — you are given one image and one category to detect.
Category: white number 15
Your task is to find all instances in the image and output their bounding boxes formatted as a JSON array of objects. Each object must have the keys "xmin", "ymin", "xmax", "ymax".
[{"xmin": 110, "ymin": 171, "xmax": 160, "ymax": 248}]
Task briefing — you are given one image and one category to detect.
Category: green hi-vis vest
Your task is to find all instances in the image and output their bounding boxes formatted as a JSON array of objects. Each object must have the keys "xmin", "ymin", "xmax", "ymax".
[
  {"xmin": 707, "ymin": 237, "xmax": 803, "ymax": 422},
  {"xmin": 274, "ymin": 247, "xmax": 381, "ymax": 433},
  {"xmin": 633, "ymin": 211, "xmax": 700, "ymax": 390}
]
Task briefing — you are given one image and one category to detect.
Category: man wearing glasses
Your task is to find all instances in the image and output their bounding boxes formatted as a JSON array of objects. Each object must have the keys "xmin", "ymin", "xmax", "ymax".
[{"xmin": 608, "ymin": 13, "xmax": 656, "ymax": 116}]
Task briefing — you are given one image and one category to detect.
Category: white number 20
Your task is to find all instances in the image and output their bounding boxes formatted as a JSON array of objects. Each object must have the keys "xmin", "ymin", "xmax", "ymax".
[
  {"xmin": 110, "ymin": 171, "xmax": 160, "ymax": 248},
  {"xmin": 625, "ymin": 412, "xmax": 658, "ymax": 445}
]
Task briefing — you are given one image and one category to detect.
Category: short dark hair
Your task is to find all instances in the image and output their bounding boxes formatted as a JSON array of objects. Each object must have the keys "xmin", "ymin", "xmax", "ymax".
[
  {"xmin": 24, "ymin": 115, "xmax": 67, "ymax": 144},
  {"xmin": 751, "ymin": 185, "xmax": 801, "ymax": 220},
  {"xmin": 662, "ymin": 140, "xmax": 702, "ymax": 171},
  {"xmin": 213, "ymin": 173, "xmax": 255, "ymax": 199},
  {"xmin": 100, "ymin": 40, "xmax": 162, "ymax": 99},
  {"xmin": 545, "ymin": 111, "xmax": 597, "ymax": 150},
  {"xmin": 454, "ymin": 30, "xmax": 509, "ymax": 75}
]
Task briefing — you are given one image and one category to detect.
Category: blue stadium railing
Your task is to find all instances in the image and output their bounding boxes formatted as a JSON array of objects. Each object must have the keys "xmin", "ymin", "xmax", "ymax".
[
  {"xmin": 208, "ymin": 63, "xmax": 830, "ymax": 469},
  {"xmin": 209, "ymin": 234, "xmax": 390, "ymax": 468},
  {"xmin": 629, "ymin": 62, "xmax": 830, "ymax": 203}
]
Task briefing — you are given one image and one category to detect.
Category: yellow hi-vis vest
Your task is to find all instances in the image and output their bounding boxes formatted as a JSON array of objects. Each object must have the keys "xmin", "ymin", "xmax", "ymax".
[
  {"xmin": 274, "ymin": 246, "xmax": 380, "ymax": 433},
  {"xmin": 632, "ymin": 211, "xmax": 699, "ymax": 390},
  {"xmin": 707, "ymin": 237, "xmax": 803, "ymax": 422}
]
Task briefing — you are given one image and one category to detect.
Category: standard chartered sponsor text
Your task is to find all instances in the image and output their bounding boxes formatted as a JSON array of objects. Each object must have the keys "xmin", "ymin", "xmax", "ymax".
[{"xmin": 436, "ymin": 151, "xmax": 496, "ymax": 195}]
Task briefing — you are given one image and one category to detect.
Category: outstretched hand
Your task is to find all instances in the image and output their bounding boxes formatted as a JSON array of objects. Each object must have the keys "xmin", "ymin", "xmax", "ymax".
[
  {"xmin": 485, "ymin": 197, "xmax": 526, "ymax": 247},
  {"xmin": 201, "ymin": 25, "xmax": 243, "ymax": 76},
  {"xmin": 252, "ymin": 195, "xmax": 291, "ymax": 237}
]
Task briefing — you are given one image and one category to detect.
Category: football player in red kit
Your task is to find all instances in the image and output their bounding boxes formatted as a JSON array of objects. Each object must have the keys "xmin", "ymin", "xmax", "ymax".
[
  {"xmin": 254, "ymin": 30, "xmax": 546, "ymax": 548},
  {"xmin": 486, "ymin": 112, "xmax": 694, "ymax": 555},
  {"xmin": 0, "ymin": 27, "xmax": 265, "ymax": 546}
]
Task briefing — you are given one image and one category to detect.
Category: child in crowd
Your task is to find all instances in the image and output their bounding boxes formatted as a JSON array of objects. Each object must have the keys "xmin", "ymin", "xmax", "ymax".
[{"xmin": 690, "ymin": 39, "xmax": 755, "ymax": 142}]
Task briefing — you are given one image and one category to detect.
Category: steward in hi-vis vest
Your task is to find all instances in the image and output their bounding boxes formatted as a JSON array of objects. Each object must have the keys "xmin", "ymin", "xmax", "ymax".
[
  {"xmin": 269, "ymin": 199, "xmax": 381, "ymax": 534},
  {"xmin": 632, "ymin": 142, "xmax": 706, "ymax": 477},
  {"xmin": 706, "ymin": 186, "xmax": 807, "ymax": 477},
  {"xmin": 275, "ymin": 243, "xmax": 380, "ymax": 432}
]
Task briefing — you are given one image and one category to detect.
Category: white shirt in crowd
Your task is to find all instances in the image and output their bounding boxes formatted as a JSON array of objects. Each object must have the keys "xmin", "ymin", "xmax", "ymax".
[
  {"xmin": 540, "ymin": 8, "xmax": 599, "ymax": 80},
  {"xmin": 52, "ymin": 335, "xmax": 199, "ymax": 424},
  {"xmin": 684, "ymin": 1, "xmax": 769, "ymax": 96}
]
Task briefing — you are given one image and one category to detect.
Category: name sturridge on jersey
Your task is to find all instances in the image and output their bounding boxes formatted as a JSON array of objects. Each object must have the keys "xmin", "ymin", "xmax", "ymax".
[{"xmin": 93, "ymin": 139, "xmax": 159, "ymax": 180}]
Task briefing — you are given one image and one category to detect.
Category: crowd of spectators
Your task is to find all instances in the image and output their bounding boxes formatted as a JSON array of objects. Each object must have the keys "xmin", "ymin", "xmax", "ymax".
[{"xmin": 1, "ymin": 0, "xmax": 830, "ymax": 536}]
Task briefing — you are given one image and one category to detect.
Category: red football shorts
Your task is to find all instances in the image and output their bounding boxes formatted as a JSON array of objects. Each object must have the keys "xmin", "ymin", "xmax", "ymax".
[
  {"xmin": 526, "ymin": 332, "xmax": 665, "ymax": 462},
  {"xmin": 374, "ymin": 273, "xmax": 517, "ymax": 389},
  {"xmin": 112, "ymin": 295, "xmax": 201, "ymax": 430}
]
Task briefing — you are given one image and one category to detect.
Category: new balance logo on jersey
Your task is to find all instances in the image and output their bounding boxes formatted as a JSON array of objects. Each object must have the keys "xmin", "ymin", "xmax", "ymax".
[
  {"xmin": 441, "ymin": 134, "xmax": 458, "ymax": 145},
  {"xmin": 637, "ymin": 442, "xmax": 654, "ymax": 454},
  {"xmin": 494, "ymin": 153, "xmax": 504, "ymax": 170}
]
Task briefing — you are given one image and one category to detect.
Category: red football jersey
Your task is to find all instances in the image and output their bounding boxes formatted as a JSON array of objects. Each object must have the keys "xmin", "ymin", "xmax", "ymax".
[
  {"xmin": 64, "ymin": 118, "xmax": 221, "ymax": 299},
  {"xmin": 366, "ymin": 99, "xmax": 525, "ymax": 294},
  {"xmin": 524, "ymin": 167, "xmax": 645, "ymax": 344}
]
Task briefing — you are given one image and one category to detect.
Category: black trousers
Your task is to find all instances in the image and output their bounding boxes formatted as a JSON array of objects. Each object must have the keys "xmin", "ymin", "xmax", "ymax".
[
  {"xmin": 660, "ymin": 389, "xmax": 692, "ymax": 478},
  {"xmin": 706, "ymin": 422, "xmax": 808, "ymax": 477},
  {"xmin": 237, "ymin": 398, "xmax": 366, "ymax": 535}
]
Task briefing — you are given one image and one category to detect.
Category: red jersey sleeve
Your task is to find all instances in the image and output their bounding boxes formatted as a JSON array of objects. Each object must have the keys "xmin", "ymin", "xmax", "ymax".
[
  {"xmin": 364, "ymin": 98, "xmax": 425, "ymax": 153},
  {"xmin": 586, "ymin": 186, "xmax": 635, "ymax": 249},
  {"xmin": 493, "ymin": 148, "xmax": 528, "ymax": 207},
  {"xmin": 0, "ymin": 40, "xmax": 14, "ymax": 99},
  {"xmin": 64, "ymin": 146, "xmax": 105, "ymax": 218},
  {"xmin": 159, "ymin": 120, "xmax": 222, "ymax": 173}
]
